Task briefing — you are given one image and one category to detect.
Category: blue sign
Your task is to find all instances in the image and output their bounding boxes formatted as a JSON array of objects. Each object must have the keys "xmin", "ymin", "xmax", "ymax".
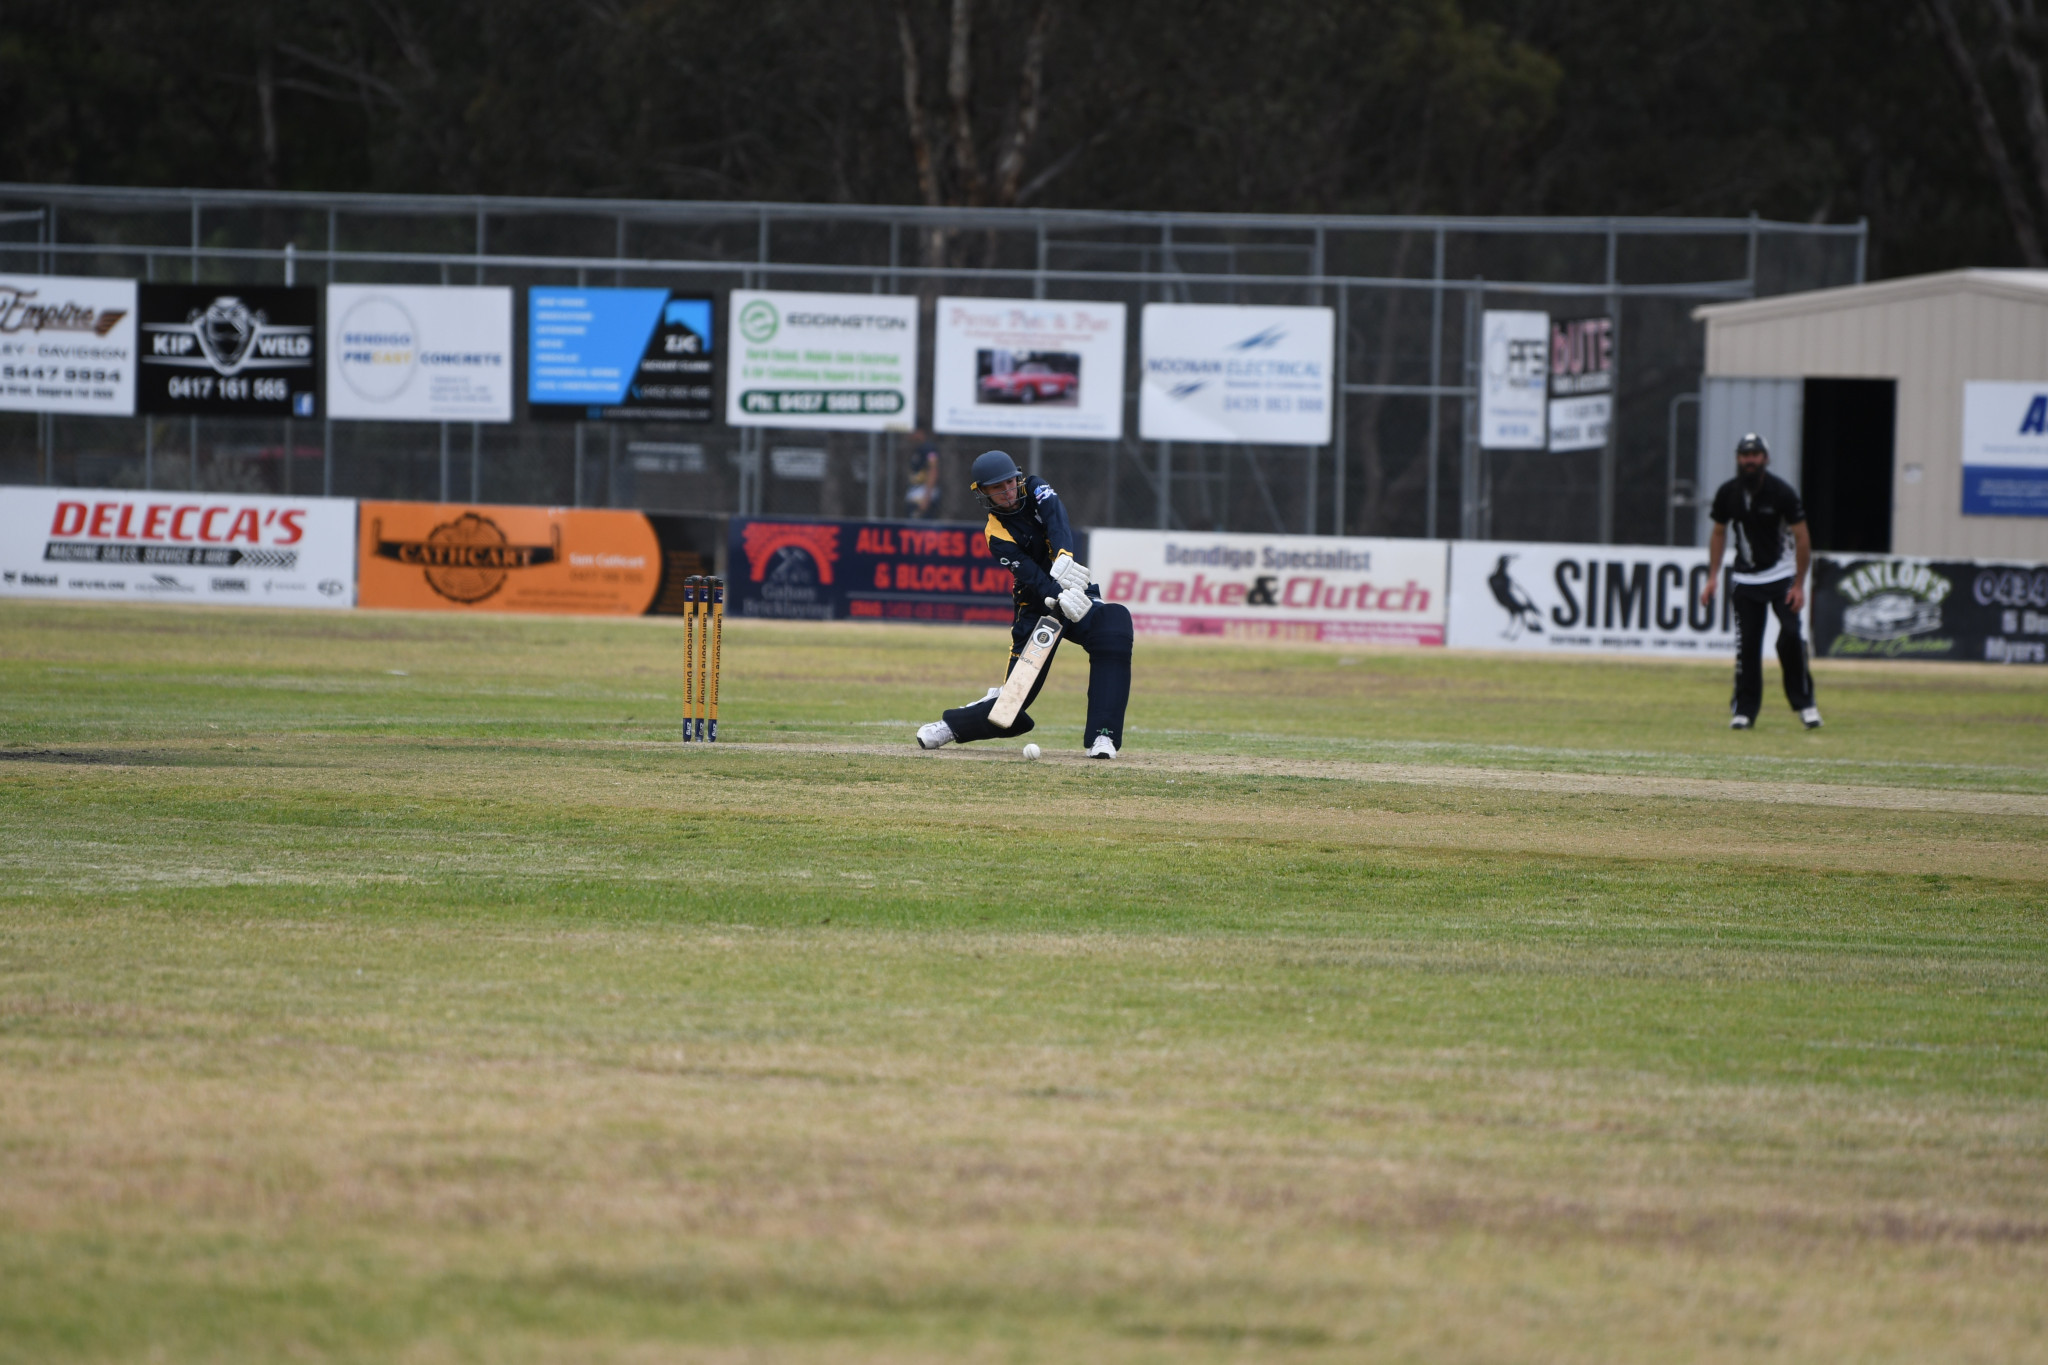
[
  {"xmin": 727, "ymin": 516, "xmax": 1023, "ymax": 624},
  {"xmin": 527, "ymin": 287, "xmax": 714, "ymax": 422},
  {"xmin": 1961, "ymin": 381, "xmax": 2048, "ymax": 517}
]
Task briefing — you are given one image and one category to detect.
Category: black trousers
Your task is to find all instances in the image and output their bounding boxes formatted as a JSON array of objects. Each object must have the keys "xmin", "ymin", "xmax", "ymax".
[
  {"xmin": 943, "ymin": 600, "xmax": 1134, "ymax": 749},
  {"xmin": 1731, "ymin": 577, "xmax": 1814, "ymax": 719}
]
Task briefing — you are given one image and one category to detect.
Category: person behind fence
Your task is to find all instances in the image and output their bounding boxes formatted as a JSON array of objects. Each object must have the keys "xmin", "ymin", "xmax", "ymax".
[
  {"xmin": 1702, "ymin": 432, "xmax": 1822, "ymax": 731},
  {"xmin": 903, "ymin": 431, "xmax": 942, "ymax": 519},
  {"xmin": 914, "ymin": 449, "xmax": 1134, "ymax": 758}
]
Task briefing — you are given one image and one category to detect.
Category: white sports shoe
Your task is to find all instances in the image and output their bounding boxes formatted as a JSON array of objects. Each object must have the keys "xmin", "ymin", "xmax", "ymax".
[
  {"xmin": 1800, "ymin": 707, "xmax": 1823, "ymax": 730},
  {"xmin": 1086, "ymin": 735, "xmax": 1118, "ymax": 759},
  {"xmin": 1729, "ymin": 715, "xmax": 1752, "ymax": 730},
  {"xmin": 916, "ymin": 721, "xmax": 955, "ymax": 750}
]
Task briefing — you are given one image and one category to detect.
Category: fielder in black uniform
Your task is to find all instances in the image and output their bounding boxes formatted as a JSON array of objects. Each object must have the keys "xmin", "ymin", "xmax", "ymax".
[
  {"xmin": 915, "ymin": 449, "xmax": 1134, "ymax": 757},
  {"xmin": 1703, "ymin": 433, "xmax": 1821, "ymax": 730}
]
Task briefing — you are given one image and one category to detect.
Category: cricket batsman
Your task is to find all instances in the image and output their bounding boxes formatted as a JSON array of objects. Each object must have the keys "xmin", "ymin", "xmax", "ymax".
[{"xmin": 915, "ymin": 450, "xmax": 1133, "ymax": 757}]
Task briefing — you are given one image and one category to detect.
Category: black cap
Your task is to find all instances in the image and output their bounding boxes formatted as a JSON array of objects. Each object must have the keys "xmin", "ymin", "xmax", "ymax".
[{"xmin": 1735, "ymin": 432, "xmax": 1769, "ymax": 457}]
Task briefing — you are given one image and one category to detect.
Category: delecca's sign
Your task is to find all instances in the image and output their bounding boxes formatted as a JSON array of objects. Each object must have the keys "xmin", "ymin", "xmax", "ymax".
[
  {"xmin": 1092, "ymin": 528, "xmax": 1447, "ymax": 644},
  {"xmin": 1444, "ymin": 540, "xmax": 1787, "ymax": 655},
  {"xmin": 329, "ymin": 286, "xmax": 514, "ymax": 423},
  {"xmin": 931, "ymin": 297, "xmax": 1126, "ymax": 440},
  {"xmin": 0, "ymin": 274, "xmax": 137, "ymax": 416},
  {"xmin": 727, "ymin": 516, "xmax": 1015, "ymax": 623},
  {"xmin": 1811, "ymin": 555, "xmax": 2048, "ymax": 664},
  {"xmin": 726, "ymin": 290, "xmax": 918, "ymax": 432},
  {"xmin": 1138, "ymin": 304, "xmax": 1333, "ymax": 446},
  {"xmin": 0, "ymin": 485, "xmax": 356, "ymax": 606},
  {"xmin": 527, "ymin": 288, "xmax": 712, "ymax": 423},
  {"xmin": 139, "ymin": 285, "xmax": 319, "ymax": 417}
]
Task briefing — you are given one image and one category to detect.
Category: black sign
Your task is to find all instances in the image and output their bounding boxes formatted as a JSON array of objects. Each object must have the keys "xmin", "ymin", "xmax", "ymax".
[
  {"xmin": 1812, "ymin": 555, "xmax": 2048, "ymax": 665},
  {"xmin": 138, "ymin": 285, "xmax": 319, "ymax": 417},
  {"xmin": 727, "ymin": 516, "xmax": 1026, "ymax": 624}
]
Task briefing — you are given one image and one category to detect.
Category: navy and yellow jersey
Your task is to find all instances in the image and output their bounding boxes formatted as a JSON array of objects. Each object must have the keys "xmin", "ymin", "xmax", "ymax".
[{"xmin": 984, "ymin": 475, "xmax": 1077, "ymax": 613}]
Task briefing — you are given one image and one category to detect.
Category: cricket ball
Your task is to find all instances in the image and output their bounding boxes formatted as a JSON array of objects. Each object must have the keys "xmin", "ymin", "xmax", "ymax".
[{"xmin": 1022, "ymin": 743, "xmax": 1041, "ymax": 760}]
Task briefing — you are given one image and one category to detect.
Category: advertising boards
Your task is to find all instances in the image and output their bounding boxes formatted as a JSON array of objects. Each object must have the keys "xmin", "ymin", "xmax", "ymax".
[
  {"xmin": 327, "ymin": 286, "xmax": 514, "ymax": 423},
  {"xmin": 1092, "ymin": 528, "xmax": 1446, "ymax": 644},
  {"xmin": 0, "ymin": 485, "xmax": 356, "ymax": 606},
  {"xmin": 1480, "ymin": 310, "xmax": 1548, "ymax": 449},
  {"xmin": 726, "ymin": 290, "xmax": 918, "ymax": 432},
  {"xmin": 727, "ymin": 516, "xmax": 1015, "ymax": 623},
  {"xmin": 525, "ymin": 287, "xmax": 710, "ymax": 423},
  {"xmin": 357, "ymin": 501, "xmax": 710, "ymax": 615},
  {"xmin": 1811, "ymin": 555, "xmax": 2048, "ymax": 664},
  {"xmin": 1138, "ymin": 304, "xmax": 1333, "ymax": 445},
  {"xmin": 1960, "ymin": 381, "xmax": 2048, "ymax": 517},
  {"xmin": 139, "ymin": 285, "xmax": 318, "ymax": 417},
  {"xmin": 0, "ymin": 274, "xmax": 137, "ymax": 416},
  {"xmin": 1445, "ymin": 540, "xmax": 1788, "ymax": 655},
  {"xmin": 1545, "ymin": 314, "xmax": 1612, "ymax": 453},
  {"xmin": 931, "ymin": 296, "xmax": 1126, "ymax": 439}
]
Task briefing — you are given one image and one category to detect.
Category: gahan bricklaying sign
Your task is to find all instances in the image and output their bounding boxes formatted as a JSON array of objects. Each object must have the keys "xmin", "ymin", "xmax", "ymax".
[
  {"xmin": 0, "ymin": 485, "xmax": 356, "ymax": 606},
  {"xmin": 727, "ymin": 517, "xmax": 1016, "ymax": 623},
  {"xmin": 1091, "ymin": 529, "xmax": 1447, "ymax": 644}
]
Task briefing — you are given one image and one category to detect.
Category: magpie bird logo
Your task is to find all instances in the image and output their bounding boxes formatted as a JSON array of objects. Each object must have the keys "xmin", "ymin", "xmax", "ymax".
[{"xmin": 1487, "ymin": 554, "xmax": 1544, "ymax": 639}]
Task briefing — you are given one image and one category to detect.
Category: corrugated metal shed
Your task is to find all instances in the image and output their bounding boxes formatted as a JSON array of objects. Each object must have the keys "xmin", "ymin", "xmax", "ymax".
[{"xmin": 1696, "ymin": 270, "xmax": 2048, "ymax": 560}]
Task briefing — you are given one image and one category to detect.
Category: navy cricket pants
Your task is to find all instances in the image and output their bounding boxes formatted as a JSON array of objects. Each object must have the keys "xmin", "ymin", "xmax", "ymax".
[
  {"xmin": 1731, "ymin": 578, "xmax": 1815, "ymax": 719},
  {"xmin": 942, "ymin": 599, "xmax": 1133, "ymax": 749}
]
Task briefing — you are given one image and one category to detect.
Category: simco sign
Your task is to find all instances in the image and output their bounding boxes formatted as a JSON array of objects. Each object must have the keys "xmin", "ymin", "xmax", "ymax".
[
  {"xmin": 1092, "ymin": 528, "xmax": 1447, "ymax": 644},
  {"xmin": 1446, "ymin": 540, "xmax": 1784, "ymax": 655},
  {"xmin": 0, "ymin": 485, "xmax": 357, "ymax": 606}
]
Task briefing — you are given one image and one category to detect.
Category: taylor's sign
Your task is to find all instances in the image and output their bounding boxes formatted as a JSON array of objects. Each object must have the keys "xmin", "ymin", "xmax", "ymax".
[
  {"xmin": 1811, "ymin": 555, "xmax": 2047, "ymax": 664},
  {"xmin": 0, "ymin": 485, "xmax": 356, "ymax": 606},
  {"xmin": 1138, "ymin": 304, "xmax": 1333, "ymax": 446},
  {"xmin": 0, "ymin": 274, "xmax": 137, "ymax": 416},
  {"xmin": 1445, "ymin": 540, "xmax": 1781, "ymax": 655},
  {"xmin": 726, "ymin": 290, "xmax": 918, "ymax": 432},
  {"xmin": 1093, "ymin": 528, "xmax": 1447, "ymax": 644},
  {"xmin": 1960, "ymin": 381, "xmax": 2048, "ymax": 516}
]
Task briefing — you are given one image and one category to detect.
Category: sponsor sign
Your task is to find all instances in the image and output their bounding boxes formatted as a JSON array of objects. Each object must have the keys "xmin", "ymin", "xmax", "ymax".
[
  {"xmin": 0, "ymin": 485, "xmax": 356, "ymax": 606},
  {"xmin": 1546, "ymin": 314, "xmax": 1612, "ymax": 453},
  {"xmin": 932, "ymin": 296, "xmax": 1126, "ymax": 440},
  {"xmin": 0, "ymin": 274, "xmax": 137, "ymax": 416},
  {"xmin": 528, "ymin": 288, "xmax": 713, "ymax": 423},
  {"xmin": 1961, "ymin": 381, "xmax": 2048, "ymax": 516},
  {"xmin": 1811, "ymin": 555, "xmax": 2048, "ymax": 664},
  {"xmin": 1480, "ymin": 310, "xmax": 1548, "ymax": 450},
  {"xmin": 1139, "ymin": 304, "xmax": 1333, "ymax": 446},
  {"xmin": 357, "ymin": 501, "xmax": 692, "ymax": 614},
  {"xmin": 727, "ymin": 516, "xmax": 1015, "ymax": 623},
  {"xmin": 726, "ymin": 290, "xmax": 918, "ymax": 431},
  {"xmin": 1446, "ymin": 540, "xmax": 1784, "ymax": 655},
  {"xmin": 1093, "ymin": 528, "xmax": 1446, "ymax": 644},
  {"xmin": 139, "ymin": 285, "xmax": 319, "ymax": 417},
  {"xmin": 327, "ymin": 286, "xmax": 514, "ymax": 422}
]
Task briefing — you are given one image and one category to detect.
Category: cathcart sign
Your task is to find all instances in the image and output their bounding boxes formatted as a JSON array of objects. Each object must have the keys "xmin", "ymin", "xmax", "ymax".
[
  {"xmin": 0, "ymin": 274, "xmax": 137, "ymax": 416},
  {"xmin": 1138, "ymin": 304, "xmax": 1333, "ymax": 445},
  {"xmin": 1092, "ymin": 528, "xmax": 1447, "ymax": 643},
  {"xmin": 0, "ymin": 485, "xmax": 357, "ymax": 606}
]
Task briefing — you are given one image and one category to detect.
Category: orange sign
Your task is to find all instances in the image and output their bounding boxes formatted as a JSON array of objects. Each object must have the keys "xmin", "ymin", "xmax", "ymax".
[{"xmin": 357, "ymin": 501, "xmax": 662, "ymax": 614}]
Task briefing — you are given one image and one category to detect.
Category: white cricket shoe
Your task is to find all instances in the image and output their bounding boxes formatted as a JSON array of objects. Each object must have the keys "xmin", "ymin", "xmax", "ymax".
[
  {"xmin": 916, "ymin": 721, "xmax": 955, "ymax": 750},
  {"xmin": 1086, "ymin": 735, "xmax": 1118, "ymax": 759},
  {"xmin": 1729, "ymin": 715, "xmax": 1752, "ymax": 730},
  {"xmin": 1800, "ymin": 707, "xmax": 1823, "ymax": 730}
]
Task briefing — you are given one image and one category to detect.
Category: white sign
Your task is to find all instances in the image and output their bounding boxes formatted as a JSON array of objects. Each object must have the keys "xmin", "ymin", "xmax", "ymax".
[
  {"xmin": 325, "ymin": 286, "xmax": 513, "ymax": 422},
  {"xmin": 727, "ymin": 289, "xmax": 918, "ymax": 432},
  {"xmin": 1480, "ymin": 310, "xmax": 1548, "ymax": 449},
  {"xmin": 1446, "ymin": 539, "xmax": 1783, "ymax": 655},
  {"xmin": 1546, "ymin": 394, "xmax": 1610, "ymax": 452},
  {"xmin": 1093, "ymin": 528, "xmax": 1446, "ymax": 645},
  {"xmin": 0, "ymin": 486, "xmax": 357, "ymax": 607},
  {"xmin": 932, "ymin": 297, "xmax": 1125, "ymax": 439},
  {"xmin": 1961, "ymin": 380, "xmax": 2048, "ymax": 517},
  {"xmin": 0, "ymin": 275, "xmax": 137, "ymax": 416},
  {"xmin": 1138, "ymin": 304, "xmax": 1333, "ymax": 445}
]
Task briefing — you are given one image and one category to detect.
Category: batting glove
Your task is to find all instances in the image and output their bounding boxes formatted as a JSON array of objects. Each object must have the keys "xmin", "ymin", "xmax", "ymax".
[
  {"xmin": 1054, "ymin": 586, "xmax": 1093, "ymax": 622},
  {"xmin": 1050, "ymin": 552, "xmax": 1091, "ymax": 593}
]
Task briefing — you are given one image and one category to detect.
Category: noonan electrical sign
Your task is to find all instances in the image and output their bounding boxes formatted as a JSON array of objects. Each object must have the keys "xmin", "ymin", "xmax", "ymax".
[{"xmin": 1091, "ymin": 528, "xmax": 1446, "ymax": 644}]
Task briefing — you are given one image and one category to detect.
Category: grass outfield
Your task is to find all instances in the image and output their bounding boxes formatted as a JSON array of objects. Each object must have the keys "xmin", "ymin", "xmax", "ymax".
[{"xmin": 1, "ymin": 599, "xmax": 2044, "ymax": 1363}]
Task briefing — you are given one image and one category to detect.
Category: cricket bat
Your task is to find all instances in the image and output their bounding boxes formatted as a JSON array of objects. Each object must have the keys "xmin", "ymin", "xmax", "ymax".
[{"xmin": 989, "ymin": 614, "xmax": 1063, "ymax": 727}]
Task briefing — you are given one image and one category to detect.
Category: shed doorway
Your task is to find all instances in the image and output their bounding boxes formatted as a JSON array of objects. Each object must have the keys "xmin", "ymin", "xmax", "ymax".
[{"xmin": 1800, "ymin": 378, "xmax": 1895, "ymax": 554}]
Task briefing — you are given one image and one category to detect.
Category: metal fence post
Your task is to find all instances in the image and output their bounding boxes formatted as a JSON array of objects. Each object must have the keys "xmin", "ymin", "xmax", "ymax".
[
  {"xmin": 1426, "ymin": 227, "xmax": 1446, "ymax": 540},
  {"xmin": 1460, "ymin": 281, "xmax": 1482, "ymax": 542}
]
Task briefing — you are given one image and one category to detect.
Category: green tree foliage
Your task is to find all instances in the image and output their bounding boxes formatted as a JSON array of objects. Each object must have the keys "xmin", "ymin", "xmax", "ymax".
[{"xmin": 0, "ymin": 0, "xmax": 2020, "ymax": 275}]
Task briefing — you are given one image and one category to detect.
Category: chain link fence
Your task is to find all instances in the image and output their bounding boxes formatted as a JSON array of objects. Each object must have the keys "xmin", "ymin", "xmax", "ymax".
[{"xmin": 0, "ymin": 185, "xmax": 1864, "ymax": 545}]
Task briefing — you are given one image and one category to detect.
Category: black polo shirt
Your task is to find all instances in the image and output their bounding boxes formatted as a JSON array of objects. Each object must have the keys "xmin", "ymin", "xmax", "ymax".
[{"xmin": 1711, "ymin": 471, "xmax": 1805, "ymax": 583}]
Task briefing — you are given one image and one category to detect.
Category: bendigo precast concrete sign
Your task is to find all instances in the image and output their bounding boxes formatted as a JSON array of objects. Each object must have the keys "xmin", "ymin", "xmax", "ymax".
[{"xmin": 1091, "ymin": 529, "xmax": 1448, "ymax": 644}]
